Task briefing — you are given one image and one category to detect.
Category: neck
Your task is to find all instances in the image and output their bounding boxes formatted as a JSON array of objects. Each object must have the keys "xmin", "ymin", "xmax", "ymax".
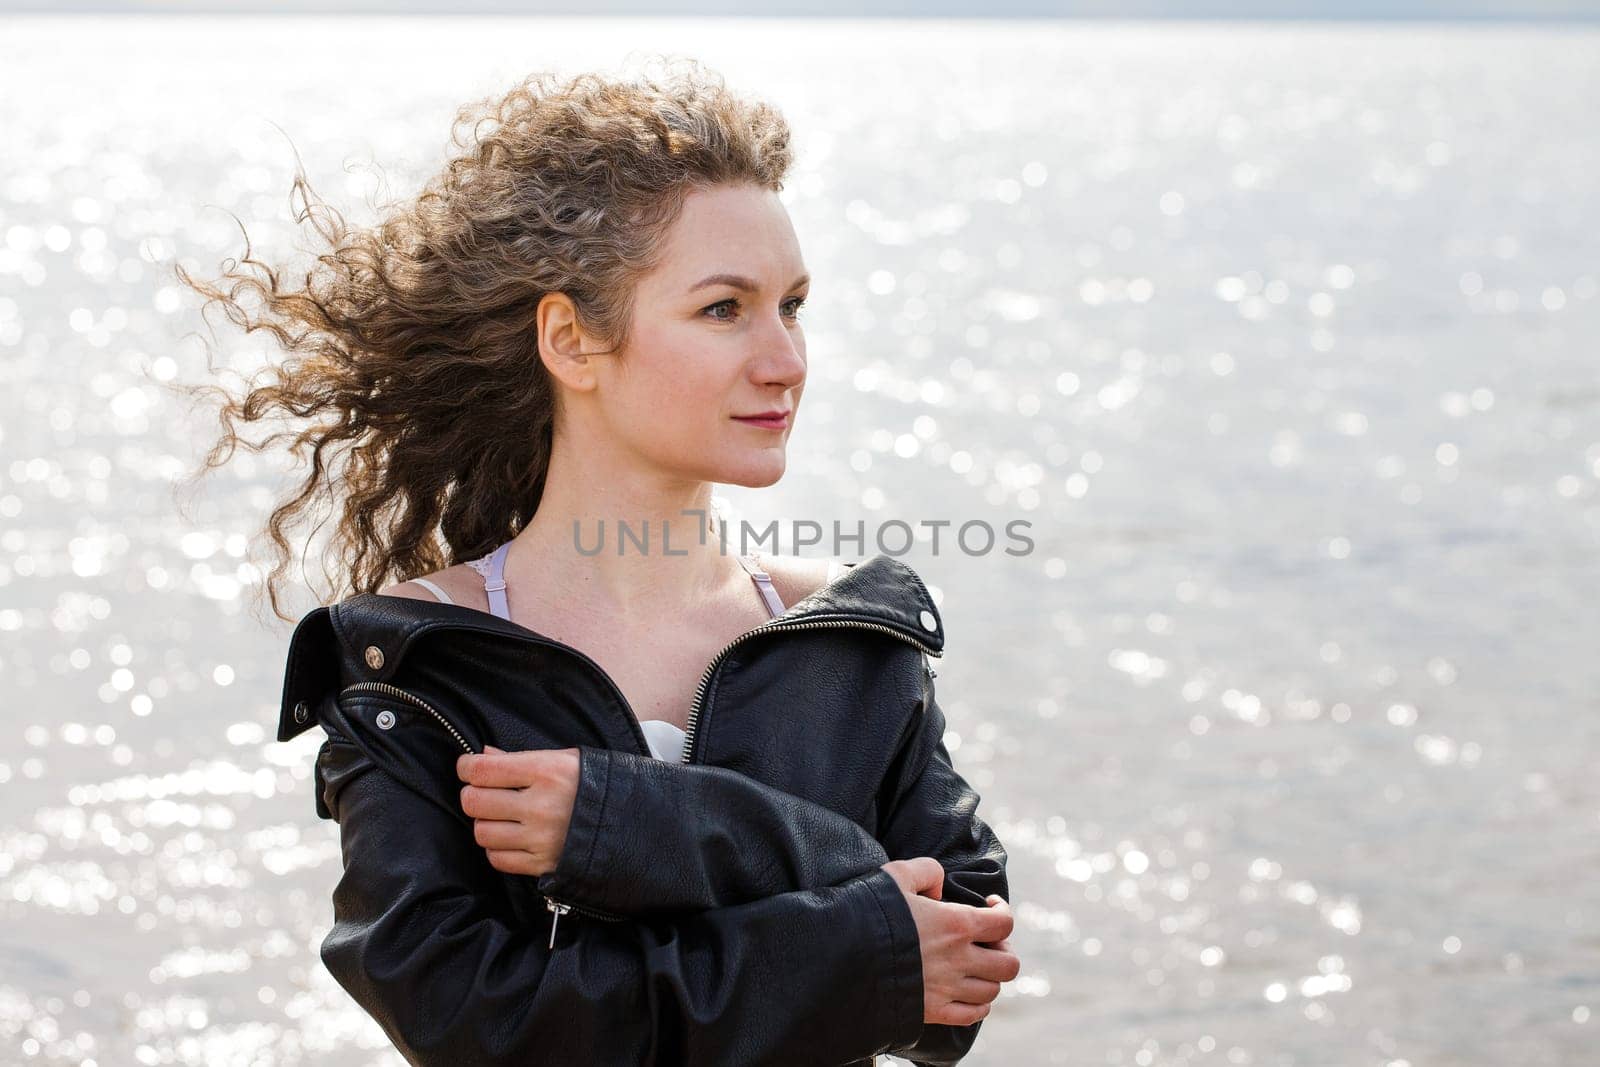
[{"xmin": 505, "ymin": 440, "xmax": 740, "ymax": 619}]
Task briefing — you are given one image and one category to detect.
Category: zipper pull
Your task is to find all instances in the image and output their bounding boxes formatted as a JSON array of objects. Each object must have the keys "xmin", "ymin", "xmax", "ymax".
[{"xmin": 546, "ymin": 897, "xmax": 572, "ymax": 949}]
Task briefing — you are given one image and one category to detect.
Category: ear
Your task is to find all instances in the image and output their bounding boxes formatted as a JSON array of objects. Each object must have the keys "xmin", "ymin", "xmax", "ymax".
[{"xmin": 536, "ymin": 291, "xmax": 604, "ymax": 394}]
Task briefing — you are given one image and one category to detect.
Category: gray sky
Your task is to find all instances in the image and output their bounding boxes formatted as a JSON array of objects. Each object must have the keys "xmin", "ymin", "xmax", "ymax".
[{"xmin": 4, "ymin": 0, "xmax": 1599, "ymax": 18}]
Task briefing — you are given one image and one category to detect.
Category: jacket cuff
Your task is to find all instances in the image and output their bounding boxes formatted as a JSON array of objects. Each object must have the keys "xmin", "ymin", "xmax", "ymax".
[
  {"xmin": 858, "ymin": 865, "xmax": 925, "ymax": 1050},
  {"xmin": 537, "ymin": 744, "xmax": 614, "ymax": 908}
]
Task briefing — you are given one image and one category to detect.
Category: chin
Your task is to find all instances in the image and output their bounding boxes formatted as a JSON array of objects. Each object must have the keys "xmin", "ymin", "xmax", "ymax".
[{"xmin": 718, "ymin": 452, "xmax": 788, "ymax": 488}]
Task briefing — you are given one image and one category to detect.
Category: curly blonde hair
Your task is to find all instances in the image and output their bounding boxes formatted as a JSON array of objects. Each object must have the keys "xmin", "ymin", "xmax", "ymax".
[{"xmin": 172, "ymin": 58, "xmax": 794, "ymax": 622}]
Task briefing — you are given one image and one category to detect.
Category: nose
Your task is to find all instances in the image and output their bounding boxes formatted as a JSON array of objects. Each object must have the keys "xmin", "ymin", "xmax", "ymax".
[{"xmin": 751, "ymin": 318, "xmax": 806, "ymax": 388}]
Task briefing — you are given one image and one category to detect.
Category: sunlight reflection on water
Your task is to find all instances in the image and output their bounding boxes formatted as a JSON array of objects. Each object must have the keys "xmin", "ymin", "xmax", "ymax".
[{"xmin": 2, "ymin": 15, "xmax": 1597, "ymax": 1067}]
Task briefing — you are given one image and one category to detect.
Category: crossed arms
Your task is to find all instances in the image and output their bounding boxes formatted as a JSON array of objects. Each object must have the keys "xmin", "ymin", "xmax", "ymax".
[{"xmin": 317, "ymin": 669, "xmax": 1008, "ymax": 1066}]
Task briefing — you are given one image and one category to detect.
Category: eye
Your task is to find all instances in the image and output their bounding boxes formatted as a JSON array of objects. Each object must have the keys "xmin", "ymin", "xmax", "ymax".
[{"xmin": 701, "ymin": 296, "xmax": 809, "ymax": 322}]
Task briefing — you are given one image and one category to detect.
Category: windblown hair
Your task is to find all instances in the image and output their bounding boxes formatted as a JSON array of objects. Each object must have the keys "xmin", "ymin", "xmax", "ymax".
[{"xmin": 173, "ymin": 58, "xmax": 793, "ymax": 622}]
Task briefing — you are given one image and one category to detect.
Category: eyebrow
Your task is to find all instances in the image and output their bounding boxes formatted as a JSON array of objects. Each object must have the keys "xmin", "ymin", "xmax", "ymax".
[{"xmin": 688, "ymin": 272, "xmax": 810, "ymax": 294}]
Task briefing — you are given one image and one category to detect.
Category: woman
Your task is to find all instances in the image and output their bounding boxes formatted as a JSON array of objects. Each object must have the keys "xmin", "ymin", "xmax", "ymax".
[{"xmin": 186, "ymin": 60, "xmax": 1018, "ymax": 1065}]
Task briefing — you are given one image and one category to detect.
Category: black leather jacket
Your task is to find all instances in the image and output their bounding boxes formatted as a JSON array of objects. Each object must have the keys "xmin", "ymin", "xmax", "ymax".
[{"xmin": 277, "ymin": 553, "xmax": 1010, "ymax": 1066}]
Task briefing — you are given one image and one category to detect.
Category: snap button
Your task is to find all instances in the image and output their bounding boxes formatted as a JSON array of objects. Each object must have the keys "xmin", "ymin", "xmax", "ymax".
[
  {"xmin": 375, "ymin": 709, "xmax": 396, "ymax": 730},
  {"xmin": 364, "ymin": 645, "xmax": 385, "ymax": 670},
  {"xmin": 293, "ymin": 700, "xmax": 309, "ymax": 724},
  {"xmin": 918, "ymin": 609, "xmax": 937, "ymax": 632}
]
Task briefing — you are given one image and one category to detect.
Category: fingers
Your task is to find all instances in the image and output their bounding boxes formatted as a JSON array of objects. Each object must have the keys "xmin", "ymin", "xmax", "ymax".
[
  {"xmin": 459, "ymin": 783, "xmax": 527, "ymax": 821},
  {"xmin": 907, "ymin": 856, "xmax": 945, "ymax": 899},
  {"xmin": 929, "ymin": 1000, "xmax": 991, "ymax": 1027},
  {"xmin": 457, "ymin": 750, "xmax": 551, "ymax": 788},
  {"xmin": 953, "ymin": 976, "xmax": 1002, "ymax": 1005},
  {"xmin": 882, "ymin": 857, "xmax": 945, "ymax": 899},
  {"xmin": 471, "ymin": 817, "xmax": 527, "ymax": 851},
  {"xmin": 483, "ymin": 848, "xmax": 539, "ymax": 876},
  {"xmin": 966, "ymin": 941, "xmax": 1022, "ymax": 984},
  {"xmin": 969, "ymin": 899, "xmax": 1013, "ymax": 942},
  {"xmin": 949, "ymin": 895, "xmax": 1020, "ymax": 982}
]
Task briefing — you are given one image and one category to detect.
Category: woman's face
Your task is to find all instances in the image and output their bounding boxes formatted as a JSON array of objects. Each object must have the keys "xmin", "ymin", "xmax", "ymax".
[{"xmin": 588, "ymin": 181, "xmax": 810, "ymax": 489}]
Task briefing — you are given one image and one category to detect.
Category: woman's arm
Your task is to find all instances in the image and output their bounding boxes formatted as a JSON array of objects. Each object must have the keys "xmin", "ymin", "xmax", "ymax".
[
  {"xmin": 316, "ymin": 731, "xmax": 925, "ymax": 1066},
  {"xmin": 516, "ymin": 666, "xmax": 1002, "ymax": 931},
  {"xmin": 482, "ymin": 660, "xmax": 1012, "ymax": 1067},
  {"xmin": 872, "ymin": 665, "xmax": 1011, "ymax": 1066},
  {"xmin": 531, "ymin": 745, "xmax": 897, "ymax": 914}
]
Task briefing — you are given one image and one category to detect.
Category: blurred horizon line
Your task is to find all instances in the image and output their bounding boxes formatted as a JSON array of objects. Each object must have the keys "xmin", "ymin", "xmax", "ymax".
[{"xmin": 5, "ymin": 0, "xmax": 1600, "ymax": 20}]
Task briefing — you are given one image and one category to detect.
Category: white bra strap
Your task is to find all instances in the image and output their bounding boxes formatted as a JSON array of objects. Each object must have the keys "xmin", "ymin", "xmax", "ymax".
[
  {"xmin": 735, "ymin": 553, "xmax": 787, "ymax": 618},
  {"xmin": 483, "ymin": 540, "xmax": 513, "ymax": 620},
  {"xmin": 408, "ymin": 577, "xmax": 455, "ymax": 606}
]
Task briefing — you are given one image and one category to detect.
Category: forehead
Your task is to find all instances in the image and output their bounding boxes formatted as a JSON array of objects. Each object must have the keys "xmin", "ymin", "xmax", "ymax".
[{"xmin": 643, "ymin": 183, "xmax": 805, "ymax": 292}]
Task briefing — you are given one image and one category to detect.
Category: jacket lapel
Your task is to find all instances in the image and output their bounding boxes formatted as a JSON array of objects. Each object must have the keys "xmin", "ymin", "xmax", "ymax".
[{"xmin": 277, "ymin": 552, "xmax": 943, "ymax": 744}]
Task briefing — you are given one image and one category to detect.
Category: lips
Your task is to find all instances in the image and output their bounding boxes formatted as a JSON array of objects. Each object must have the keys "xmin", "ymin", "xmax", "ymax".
[{"xmin": 733, "ymin": 410, "xmax": 791, "ymax": 429}]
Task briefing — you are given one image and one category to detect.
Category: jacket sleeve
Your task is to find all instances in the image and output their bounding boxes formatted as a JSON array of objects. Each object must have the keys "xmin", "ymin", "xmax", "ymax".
[
  {"xmin": 315, "ymin": 732, "xmax": 926, "ymax": 1066},
  {"xmin": 535, "ymin": 746, "xmax": 896, "ymax": 915},
  {"xmin": 874, "ymin": 663, "xmax": 1011, "ymax": 1067}
]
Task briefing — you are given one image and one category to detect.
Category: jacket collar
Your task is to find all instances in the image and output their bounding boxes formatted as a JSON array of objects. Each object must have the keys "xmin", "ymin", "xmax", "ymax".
[{"xmin": 277, "ymin": 552, "xmax": 943, "ymax": 743}]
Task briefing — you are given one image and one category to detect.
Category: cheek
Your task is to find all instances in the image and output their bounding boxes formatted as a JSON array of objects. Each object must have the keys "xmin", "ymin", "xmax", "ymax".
[
  {"xmin": 613, "ymin": 330, "xmax": 698, "ymax": 405},
  {"xmin": 628, "ymin": 359, "xmax": 722, "ymax": 419},
  {"xmin": 609, "ymin": 339, "xmax": 737, "ymax": 445}
]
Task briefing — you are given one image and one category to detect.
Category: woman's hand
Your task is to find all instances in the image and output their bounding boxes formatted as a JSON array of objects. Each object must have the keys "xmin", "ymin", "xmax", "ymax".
[
  {"xmin": 881, "ymin": 857, "xmax": 1020, "ymax": 1027},
  {"xmin": 456, "ymin": 745, "xmax": 581, "ymax": 877}
]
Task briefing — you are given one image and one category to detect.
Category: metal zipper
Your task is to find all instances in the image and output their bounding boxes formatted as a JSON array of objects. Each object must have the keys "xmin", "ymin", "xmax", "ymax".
[
  {"xmin": 350, "ymin": 617, "xmax": 660, "ymax": 760},
  {"xmin": 543, "ymin": 893, "xmax": 627, "ymax": 947},
  {"xmin": 337, "ymin": 680, "xmax": 628, "ymax": 940},
  {"xmin": 551, "ymin": 617, "xmax": 940, "ymax": 943},
  {"xmin": 340, "ymin": 681, "xmax": 478, "ymax": 754},
  {"xmin": 338, "ymin": 606, "xmax": 942, "ymax": 948},
  {"xmin": 680, "ymin": 616, "xmax": 942, "ymax": 766}
]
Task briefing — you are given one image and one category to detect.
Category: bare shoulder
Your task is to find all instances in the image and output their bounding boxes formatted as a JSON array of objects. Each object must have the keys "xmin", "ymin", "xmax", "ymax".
[
  {"xmin": 754, "ymin": 551, "xmax": 854, "ymax": 608},
  {"xmin": 375, "ymin": 562, "xmax": 487, "ymax": 610}
]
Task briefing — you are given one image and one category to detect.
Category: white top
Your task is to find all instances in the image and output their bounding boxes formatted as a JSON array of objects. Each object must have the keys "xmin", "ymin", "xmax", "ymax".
[
  {"xmin": 639, "ymin": 719, "xmax": 688, "ymax": 762},
  {"xmin": 400, "ymin": 558, "xmax": 849, "ymax": 764}
]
